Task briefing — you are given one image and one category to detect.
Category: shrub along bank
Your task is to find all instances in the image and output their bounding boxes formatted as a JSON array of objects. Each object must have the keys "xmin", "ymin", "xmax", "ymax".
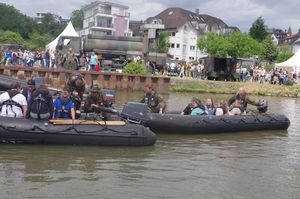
[{"xmin": 171, "ymin": 78, "xmax": 300, "ymax": 98}]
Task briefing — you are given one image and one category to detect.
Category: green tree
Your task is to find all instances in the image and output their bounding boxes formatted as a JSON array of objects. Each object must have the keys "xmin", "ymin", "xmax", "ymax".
[
  {"xmin": 0, "ymin": 3, "xmax": 34, "ymax": 39},
  {"xmin": 156, "ymin": 32, "xmax": 170, "ymax": 53},
  {"xmin": 276, "ymin": 52, "xmax": 293, "ymax": 63},
  {"xmin": 197, "ymin": 32, "xmax": 229, "ymax": 58},
  {"xmin": 260, "ymin": 36, "xmax": 278, "ymax": 63},
  {"xmin": 25, "ymin": 32, "xmax": 53, "ymax": 50},
  {"xmin": 227, "ymin": 31, "xmax": 262, "ymax": 58},
  {"xmin": 0, "ymin": 30, "xmax": 24, "ymax": 44},
  {"xmin": 71, "ymin": 9, "xmax": 84, "ymax": 29},
  {"xmin": 39, "ymin": 13, "xmax": 64, "ymax": 35},
  {"xmin": 249, "ymin": 16, "xmax": 268, "ymax": 42}
]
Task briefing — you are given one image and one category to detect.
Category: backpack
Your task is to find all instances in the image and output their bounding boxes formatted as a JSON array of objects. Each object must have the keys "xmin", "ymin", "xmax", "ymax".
[
  {"xmin": 30, "ymin": 93, "xmax": 49, "ymax": 119},
  {"xmin": 0, "ymin": 90, "xmax": 23, "ymax": 117}
]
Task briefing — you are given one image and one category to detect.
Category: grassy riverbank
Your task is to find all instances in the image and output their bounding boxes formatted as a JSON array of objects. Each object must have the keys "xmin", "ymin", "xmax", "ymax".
[{"xmin": 170, "ymin": 78, "xmax": 300, "ymax": 97}]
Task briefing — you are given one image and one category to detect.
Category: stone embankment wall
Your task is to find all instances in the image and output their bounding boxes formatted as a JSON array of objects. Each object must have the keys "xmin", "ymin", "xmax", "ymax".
[{"xmin": 0, "ymin": 66, "xmax": 170, "ymax": 92}]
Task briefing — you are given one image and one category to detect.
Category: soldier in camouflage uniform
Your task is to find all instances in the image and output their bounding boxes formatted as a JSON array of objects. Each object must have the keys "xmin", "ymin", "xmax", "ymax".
[
  {"xmin": 83, "ymin": 84, "xmax": 108, "ymax": 113},
  {"xmin": 140, "ymin": 85, "xmax": 166, "ymax": 114},
  {"xmin": 54, "ymin": 49, "xmax": 62, "ymax": 68},
  {"xmin": 66, "ymin": 71, "xmax": 86, "ymax": 99},
  {"xmin": 65, "ymin": 48, "xmax": 75, "ymax": 70}
]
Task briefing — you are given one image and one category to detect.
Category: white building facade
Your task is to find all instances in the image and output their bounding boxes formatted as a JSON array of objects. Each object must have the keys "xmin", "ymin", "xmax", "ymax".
[
  {"xmin": 168, "ymin": 22, "xmax": 202, "ymax": 61},
  {"xmin": 79, "ymin": 1, "xmax": 132, "ymax": 37},
  {"xmin": 153, "ymin": 8, "xmax": 235, "ymax": 62}
]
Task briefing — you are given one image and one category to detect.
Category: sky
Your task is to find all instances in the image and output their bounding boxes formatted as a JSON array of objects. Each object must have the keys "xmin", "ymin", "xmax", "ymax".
[{"xmin": 2, "ymin": 0, "xmax": 300, "ymax": 33}]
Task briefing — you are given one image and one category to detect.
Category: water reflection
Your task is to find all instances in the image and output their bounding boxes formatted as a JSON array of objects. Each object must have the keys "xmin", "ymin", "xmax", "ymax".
[{"xmin": 1, "ymin": 91, "xmax": 300, "ymax": 199}]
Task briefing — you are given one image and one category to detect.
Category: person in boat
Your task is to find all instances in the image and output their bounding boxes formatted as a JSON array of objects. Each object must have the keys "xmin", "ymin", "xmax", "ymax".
[
  {"xmin": 53, "ymin": 88, "xmax": 75, "ymax": 120},
  {"xmin": 228, "ymin": 87, "xmax": 260, "ymax": 111},
  {"xmin": 215, "ymin": 100, "xmax": 228, "ymax": 116},
  {"xmin": 21, "ymin": 79, "xmax": 36, "ymax": 103},
  {"xmin": 0, "ymin": 82, "xmax": 28, "ymax": 118},
  {"xmin": 180, "ymin": 103, "xmax": 192, "ymax": 115},
  {"xmin": 83, "ymin": 84, "xmax": 107, "ymax": 112},
  {"xmin": 228, "ymin": 98, "xmax": 244, "ymax": 116},
  {"xmin": 28, "ymin": 85, "xmax": 54, "ymax": 119},
  {"xmin": 205, "ymin": 98, "xmax": 215, "ymax": 116},
  {"xmin": 71, "ymin": 94, "xmax": 82, "ymax": 119},
  {"xmin": 66, "ymin": 71, "xmax": 86, "ymax": 100},
  {"xmin": 190, "ymin": 98, "xmax": 206, "ymax": 116},
  {"xmin": 140, "ymin": 85, "xmax": 166, "ymax": 114}
]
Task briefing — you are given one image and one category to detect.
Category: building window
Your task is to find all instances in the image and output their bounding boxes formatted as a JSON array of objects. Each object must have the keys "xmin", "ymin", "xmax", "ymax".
[
  {"xmin": 171, "ymin": 32, "xmax": 176, "ymax": 36},
  {"xmin": 189, "ymin": 57, "xmax": 195, "ymax": 60},
  {"xmin": 183, "ymin": 45, "xmax": 186, "ymax": 52},
  {"xmin": 175, "ymin": 57, "xmax": 179, "ymax": 60},
  {"xmin": 190, "ymin": 46, "xmax": 195, "ymax": 51},
  {"xmin": 171, "ymin": 43, "xmax": 175, "ymax": 48},
  {"xmin": 176, "ymin": 44, "xmax": 180, "ymax": 48},
  {"xmin": 153, "ymin": 20, "xmax": 157, "ymax": 24}
]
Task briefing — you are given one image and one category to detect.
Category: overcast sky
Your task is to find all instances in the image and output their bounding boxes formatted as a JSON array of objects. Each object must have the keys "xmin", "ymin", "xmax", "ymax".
[{"xmin": 3, "ymin": 0, "xmax": 300, "ymax": 33}]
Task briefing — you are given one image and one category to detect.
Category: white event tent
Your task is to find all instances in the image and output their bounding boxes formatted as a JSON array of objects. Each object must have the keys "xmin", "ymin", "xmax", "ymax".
[
  {"xmin": 45, "ymin": 21, "xmax": 79, "ymax": 52},
  {"xmin": 275, "ymin": 49, "xmax": 300, "ymax": 74}
]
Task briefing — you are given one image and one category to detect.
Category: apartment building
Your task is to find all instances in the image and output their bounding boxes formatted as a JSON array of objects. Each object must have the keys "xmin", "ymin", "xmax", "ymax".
[
  {"xmin": 79, "ymin": 1, "xmax": 132, "ymax": 37},
  {"xmin": 151, "ymin": 8, "xmax": 237, "ymax": 61}
]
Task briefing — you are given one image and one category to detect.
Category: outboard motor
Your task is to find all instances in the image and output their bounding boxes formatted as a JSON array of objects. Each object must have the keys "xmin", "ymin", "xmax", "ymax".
[
  {"xmin": 121, "ymin": 102, "xmax": 149, "ymax": 124},
  {"xmin": 100, "ymin": 89, "xmax": 116, "ymax": 107},
  {"xmin": 257, "ymin": 99, "xmax": 268, "ymax": 113}
]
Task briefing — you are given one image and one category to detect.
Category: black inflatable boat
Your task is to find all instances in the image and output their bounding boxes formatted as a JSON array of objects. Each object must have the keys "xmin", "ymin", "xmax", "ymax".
[
  {"xmin": 147, "ymin": 113, "xmax": 290, "ymax": 134},
  {"xmin": 0, "ymin": 116, "xmax": 156, "ymax": 146},
  {"xmin": 120, "ymin": 102, "xmax": 290, "ymax": 134}
]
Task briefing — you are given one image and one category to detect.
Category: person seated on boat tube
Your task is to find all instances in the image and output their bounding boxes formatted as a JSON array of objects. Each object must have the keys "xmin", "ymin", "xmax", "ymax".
[
  {"xmin": 21, "ymin": 79, "xmax": 36, "ymax": 103},
  {"xmin": 66, "ymin": 71, "xmax": 86, "ymax": 100},
  {"xmin": 180, "ymin": 103, "xmax": 192, "ymax": 115},
  {"xmin": 28, "ymin": 85, "xmax": 54, "ymax": 119},
  {"xmin": 70, "ymin": 93, "xmax": 82, "ymax": 119},
  {"xmin": 190, "ymin": 98, "xmax": 206, "ymax": 116},
  {"xmin": 83, "ymin": 84, "xmax": 107, "ymax": 114},
  {"xmin": 0, "ymin": 82, "xmax": 28, "ymax": 118},
  {"xmin": 228, "ymin": 87, "xmax": 260, "ymax": 111},
  {"xmin": 53, "ymin": 88, "xmax": 75, "ymax": 120},
  {"xmin": 205, "ymin": 98, "xmax": 216, "ymax": 116},
  {"xmin": 215, "ymin": 100, "xmax": 228, "ymax": 116},
  {"xmin": 140, "ymin": 84, "xmax": 166, "ymax": 114},
  {"xmin": 228, "ymin": 98, "xmax": 244, "ymax": 116}
]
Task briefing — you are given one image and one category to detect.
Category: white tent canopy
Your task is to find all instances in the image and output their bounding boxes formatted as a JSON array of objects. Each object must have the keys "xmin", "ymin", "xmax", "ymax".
[
  {"xmin": 275, "ymin": 49, "xmax": 300, "ymax": 74},
  {"xmin": 46, "ymin": 21, "xmax": 79, "ymax": 52}
]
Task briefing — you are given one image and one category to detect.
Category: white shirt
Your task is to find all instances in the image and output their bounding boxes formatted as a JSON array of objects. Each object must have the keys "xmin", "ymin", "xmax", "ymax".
[
  {"xmin": 215, "ymin": 108, "xmax": 225, "ymax": 116},
  {"xmin": 0, "ymin": 91, "xmax": 27, "ymax": 118}
]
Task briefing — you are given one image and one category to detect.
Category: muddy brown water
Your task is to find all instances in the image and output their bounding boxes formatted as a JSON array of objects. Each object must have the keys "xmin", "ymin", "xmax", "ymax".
[{"xmin": 0, "ymin": 91, "xmax": 299, "ymax": 199}]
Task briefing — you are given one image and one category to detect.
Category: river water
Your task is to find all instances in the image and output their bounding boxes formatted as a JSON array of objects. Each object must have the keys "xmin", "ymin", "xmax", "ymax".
[{"xmin": 1, "ymin": 91, "xmax": 300, "ymax": 199}]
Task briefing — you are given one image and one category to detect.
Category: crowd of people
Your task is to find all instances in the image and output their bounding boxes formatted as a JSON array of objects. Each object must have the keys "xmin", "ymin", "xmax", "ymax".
[
  {"xmin": 140, "ymin": 85, "xmax": 265, "ymax": 116},
  {"xmin": 235, "ymin": 64, "xmax": 297, "ymax": 85},
  {"xmin": 0, "ymin": 72, "xmax": 109, "ymax": 121},
  {"xmin": 0, "ymin": 71, "xmax": 266, "ymax": 124},
  {"xmin": 178, "ymin": 87, "xmax": 262, "ymax": 116},
  {"xmin": 0, "ymin": 47, "xmax": 102, "ymax": 71},
  {"xmin": 155, "ymin": 61, "xmax": 299, "ymax": 85}
]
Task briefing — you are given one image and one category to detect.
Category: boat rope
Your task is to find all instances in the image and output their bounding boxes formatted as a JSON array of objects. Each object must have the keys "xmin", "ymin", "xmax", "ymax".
[{"xmin": 0, "ymin": 122, "xmax": 140, "ymax": 136}]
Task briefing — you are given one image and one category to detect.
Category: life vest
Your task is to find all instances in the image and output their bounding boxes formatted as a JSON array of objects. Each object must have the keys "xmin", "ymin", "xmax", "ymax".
[
  {"xmin": 206, "ymin": 105, "xmax": 216, "ymax": 116},
  {"xmin": 0, "ymin": 90, "xmax": 23, "ymax": 118},
  {"xmin": 144, "ymin": 94, "xmax": 159, "ymax": 113},
  {"xmin": 30, "ymin": 92, "xmax": 51, "ymax": 119},
  {"xmin": 54, "ymin": 98, "xmax": 73, "ymax": 119}
]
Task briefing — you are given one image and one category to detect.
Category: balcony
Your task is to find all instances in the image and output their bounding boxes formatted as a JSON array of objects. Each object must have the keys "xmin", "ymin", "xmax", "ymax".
[
  {"xmin": 94, "ymin": 10, "xmax": 112, "ymax": 15},
  {"xmin": 96, "ymin": 23, "xmax": 114, "ymax": 29}
]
